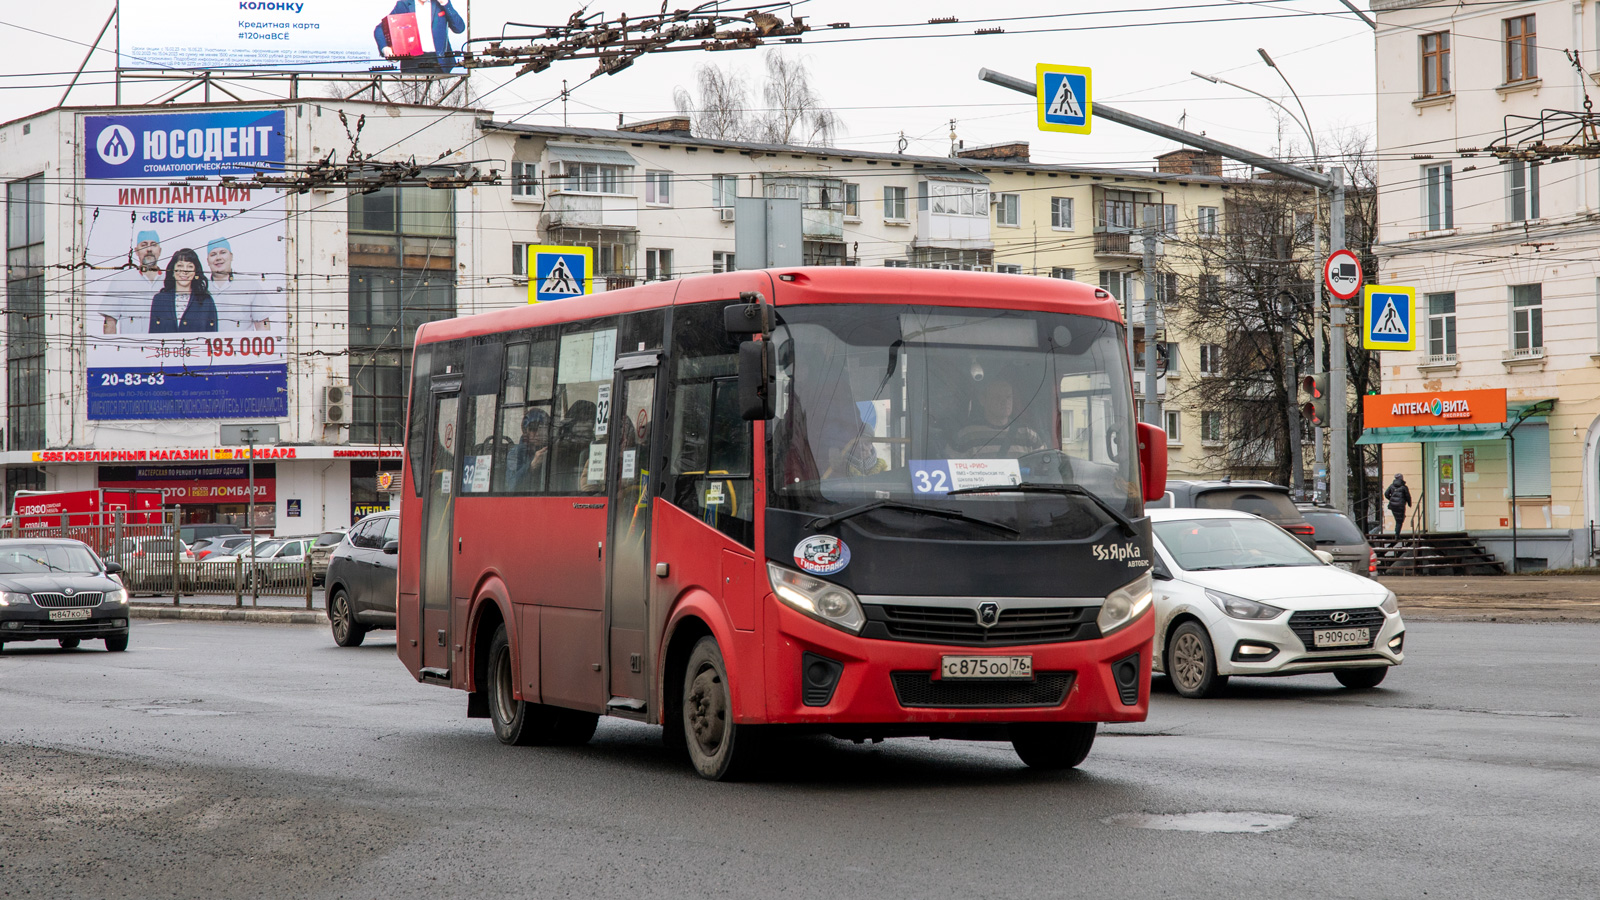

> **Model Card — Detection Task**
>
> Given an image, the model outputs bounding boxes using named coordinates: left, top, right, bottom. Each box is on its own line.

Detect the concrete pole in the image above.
left=1143, top=215, right=1161, bottom=427
left=1312, top=185, right=1326, bottom=502
left=1329, top=169, right=1349, bottom=515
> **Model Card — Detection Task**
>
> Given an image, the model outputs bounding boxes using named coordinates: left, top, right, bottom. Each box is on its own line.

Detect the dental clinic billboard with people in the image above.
left=83, top=109, right=289, bottom=421
left=118, top=1, right=470, bottom=74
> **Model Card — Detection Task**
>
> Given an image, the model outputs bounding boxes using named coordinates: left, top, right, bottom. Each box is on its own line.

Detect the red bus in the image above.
left=397, top=267, right=1166, bottom=779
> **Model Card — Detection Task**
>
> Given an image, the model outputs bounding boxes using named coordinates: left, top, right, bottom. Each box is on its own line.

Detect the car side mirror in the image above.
left=383, top=540, right=400, bottom=555
left=1313, top=549, right=1335, bottom=565
left=104, top=562, right=123, bottom=575
left=1136, top=422, right=1168, bottom=503
left=1152, top=559, right=1172, bottom=581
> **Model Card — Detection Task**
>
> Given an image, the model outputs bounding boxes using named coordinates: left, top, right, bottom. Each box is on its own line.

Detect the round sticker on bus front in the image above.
left=794, top=535, right=850, bottom=575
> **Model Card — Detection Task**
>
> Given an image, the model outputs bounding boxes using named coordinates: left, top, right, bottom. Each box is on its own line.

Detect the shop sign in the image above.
left=98, top=463, right=275, bottom=505
left=352, top=503, right=391, bottom=521
left=287, top=499, right=302, bottom=518
left=1462, top=448, right=1476, bottom=473
left=1363, top=388, right=1507, bottom=428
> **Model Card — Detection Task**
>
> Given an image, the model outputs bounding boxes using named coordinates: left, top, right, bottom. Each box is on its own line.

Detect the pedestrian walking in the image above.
left=1385, top=473, right=1413, bottom=538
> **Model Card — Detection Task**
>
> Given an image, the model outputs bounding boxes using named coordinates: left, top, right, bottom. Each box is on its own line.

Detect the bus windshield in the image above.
left=769, top=303, right=1139, bottom=540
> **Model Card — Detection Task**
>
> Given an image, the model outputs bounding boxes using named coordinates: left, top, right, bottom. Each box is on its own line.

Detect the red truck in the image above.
left=6, top=489, right=165, bottom=549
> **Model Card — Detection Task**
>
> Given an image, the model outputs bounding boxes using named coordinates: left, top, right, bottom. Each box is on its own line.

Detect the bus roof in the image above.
left=416, top=267, right=1124, bottom=346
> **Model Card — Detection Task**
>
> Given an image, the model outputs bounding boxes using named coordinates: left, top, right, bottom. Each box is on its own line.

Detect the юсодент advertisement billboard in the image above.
left=119, top=0, right=470, bottom=74
left=83, top=110, right=289, bottom=421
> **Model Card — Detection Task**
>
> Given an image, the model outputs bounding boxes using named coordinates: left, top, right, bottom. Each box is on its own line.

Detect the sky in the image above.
left=2, top=0, right=1379, bottom=172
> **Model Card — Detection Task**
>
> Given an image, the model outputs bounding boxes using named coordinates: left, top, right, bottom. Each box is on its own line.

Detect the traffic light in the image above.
left=1300, top=372, right=1330, bottom=427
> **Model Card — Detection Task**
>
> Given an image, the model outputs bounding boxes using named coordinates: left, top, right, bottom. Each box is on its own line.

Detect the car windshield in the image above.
left=1303, top=511, right=1367, bottom=545
left=253, top=540, right=284, bottom=557
left=316, top=532, right=344, bottom=546
left=768, top=304, right=1138, bottom=540
left=0, top=543, right=103, bottom=574
left=1154, top=517, right=1320, bottom=571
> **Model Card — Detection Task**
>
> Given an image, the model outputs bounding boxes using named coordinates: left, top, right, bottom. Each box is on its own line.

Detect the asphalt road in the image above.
left=2, top=620, right=1596, bottom=899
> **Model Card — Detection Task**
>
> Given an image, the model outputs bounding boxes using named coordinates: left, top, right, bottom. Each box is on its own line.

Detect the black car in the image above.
left=0, top=539, right=130, bottom=652
left=1297, top=503, right=1377, bottom=576
left=323, top=512, right=399, bottom=647
left=1152, top=479, right=1317, bottom=547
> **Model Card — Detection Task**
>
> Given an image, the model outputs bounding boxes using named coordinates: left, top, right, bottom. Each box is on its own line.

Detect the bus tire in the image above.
left=329, top=590, right=367, bottom=647
left=1167, top=620, right=1227, bottom=699
left=486, top=624, right=598, bottom=747
left=682, top=636, right=762, bottom=781
left=1011, top=722, right=1097, bottom=770
left=1334, top=667, right=1387, bottom=689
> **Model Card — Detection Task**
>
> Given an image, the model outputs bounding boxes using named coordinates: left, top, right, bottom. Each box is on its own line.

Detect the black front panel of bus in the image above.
left=764, top=508, right=1152, bottom=600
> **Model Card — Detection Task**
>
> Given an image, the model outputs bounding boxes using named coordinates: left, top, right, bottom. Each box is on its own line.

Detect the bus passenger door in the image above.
left=419, top=377, right=462, bottom=680
left=605, top=355, right=660, bottom=708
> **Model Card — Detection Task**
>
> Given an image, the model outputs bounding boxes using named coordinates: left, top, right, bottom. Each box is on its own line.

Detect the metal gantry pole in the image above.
left=246, top=429, right=259, bottom=604
left=1328, top=169, right=1350, bottom=515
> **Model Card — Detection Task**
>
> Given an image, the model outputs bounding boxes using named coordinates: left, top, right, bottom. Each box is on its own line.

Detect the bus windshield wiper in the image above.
left=806, top=500, right=1019, bottom=537
left=944, top=482, right=1139, bottom=537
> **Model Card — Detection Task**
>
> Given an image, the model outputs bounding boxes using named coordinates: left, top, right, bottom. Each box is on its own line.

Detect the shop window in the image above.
left=1512, top=423, right=1550, bottom=497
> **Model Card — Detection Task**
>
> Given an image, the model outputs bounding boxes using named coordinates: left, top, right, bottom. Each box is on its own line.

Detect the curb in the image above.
left=130, top=604, right=323, bottom=625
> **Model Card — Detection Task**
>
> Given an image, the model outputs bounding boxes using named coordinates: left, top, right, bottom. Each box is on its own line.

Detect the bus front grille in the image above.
left=890, top=671, right=1075, bottom=708
left=862, top=604, right=1097, bottom=647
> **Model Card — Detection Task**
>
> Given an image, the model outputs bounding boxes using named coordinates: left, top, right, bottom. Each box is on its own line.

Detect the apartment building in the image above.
left=1370, top=0, right=1600, bottom=566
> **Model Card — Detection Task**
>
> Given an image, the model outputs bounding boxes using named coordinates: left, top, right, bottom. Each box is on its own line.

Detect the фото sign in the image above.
left=98, top=463, right=276, bottom=504
left=118, top=1, right=471, bottom=74
left=1363, top=389, right=1508, bottom=428
left=82, top=110, right=289, bottom=421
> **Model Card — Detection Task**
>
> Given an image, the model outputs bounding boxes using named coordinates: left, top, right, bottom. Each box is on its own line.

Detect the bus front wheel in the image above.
left=486, top=624, right=597, bottom=747
left=682, top=636, right=763, bottom=781
left=1011, top=722, right=1097, bottom=770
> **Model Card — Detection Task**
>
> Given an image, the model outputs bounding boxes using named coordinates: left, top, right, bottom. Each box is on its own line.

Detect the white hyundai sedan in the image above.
left=1147, top=508, right=1405, bottom=698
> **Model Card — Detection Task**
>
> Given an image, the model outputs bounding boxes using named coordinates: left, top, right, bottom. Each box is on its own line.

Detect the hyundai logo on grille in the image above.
left=978, top=602, right=1000, bottom=627
left=1329, top=610, right=1350, bottom=624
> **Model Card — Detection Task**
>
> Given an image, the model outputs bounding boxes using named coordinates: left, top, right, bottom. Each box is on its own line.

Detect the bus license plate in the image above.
left=938, top=655, right=1033, bottom=681
left=48, top=608, right=91, bottom=622
left=1313, top=627, right=1369, bottom=648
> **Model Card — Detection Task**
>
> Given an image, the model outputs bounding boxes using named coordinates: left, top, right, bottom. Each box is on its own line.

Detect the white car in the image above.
left=1148, top=508, right=1405, bottom=698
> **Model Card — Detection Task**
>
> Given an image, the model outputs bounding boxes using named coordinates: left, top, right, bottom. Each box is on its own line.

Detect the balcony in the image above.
left=1094, top=231, right=1139, bottom=258
left=541, top=192, right=638, bottom=230
left=1418, top=353, right=1458, bottom=374
left=803, top=206, right=843, bottom=241
left=1502, top=346, right=1546, bottom=370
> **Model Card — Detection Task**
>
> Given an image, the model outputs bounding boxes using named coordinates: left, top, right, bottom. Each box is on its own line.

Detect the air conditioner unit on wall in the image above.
left=323, top=384, right=350, bottom=425
left=719, top=206, right=736, bottom=223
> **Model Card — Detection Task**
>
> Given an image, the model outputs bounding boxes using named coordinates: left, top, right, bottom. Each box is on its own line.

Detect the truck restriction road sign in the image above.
left=1324, top=248, right=1362, bottom=300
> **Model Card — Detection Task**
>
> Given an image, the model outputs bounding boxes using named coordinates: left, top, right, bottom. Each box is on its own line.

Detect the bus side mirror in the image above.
left=723, top=293, right=772, bottom=335
left=1137, top=422, right=1168, bottom=503
left=738, top=340, right=776, bottom=420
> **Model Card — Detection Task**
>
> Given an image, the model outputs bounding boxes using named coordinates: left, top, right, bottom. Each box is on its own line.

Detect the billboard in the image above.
left=83, top=110, right=290, bottom=421
left=118, top=0, right=470, bottom=74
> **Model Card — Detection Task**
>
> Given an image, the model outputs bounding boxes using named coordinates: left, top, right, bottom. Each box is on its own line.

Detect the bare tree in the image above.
left=674, top=51, right=840, bottom=145
left=324, top=75, right=475, bottom=108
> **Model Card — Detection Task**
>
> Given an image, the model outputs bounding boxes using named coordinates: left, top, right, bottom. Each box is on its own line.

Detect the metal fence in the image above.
left=4, top=512, right=315, bottom=607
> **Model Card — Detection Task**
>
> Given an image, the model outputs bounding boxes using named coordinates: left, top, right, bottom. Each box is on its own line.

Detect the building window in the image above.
left=1421, top=31, right=1451, bottom=97
left=843, top=182, right=860, bottom=219
left=1424, top=163, right=1453, bottom=231
left=5, top=175, right=44, bottom=452
left=1201, top=410, right=1223, bottom=444
left=1161, top=203, right=1178, bottom=234
left=1199, top=274, right=1222, bottom=311
left=1199, top=343, right=1222, bottom=375
left=1511, top=284, right=1543, bottom=351
left=1099, top=270, right=1136, bottom=301
left=1512, top=423, right=1551, bottom=497
left=645, top=170, right=673, bottom=206
left=512, top=242, right=530, bottom=278
left=1427, top=292, right=1456, bottom=358
left=1197, top=206, right=1218, bottom=235
left=996, top=263, right=1023, bottom=275
left=511, top=161, right=539, bottom=198
left=1164, top=409, right=1181, bottom=443
left=645, top=248, right=674, bottom=281
left=1504, top=15, right=1536, bottom=83
left=348, top=186, right=456, bottom=446
left=712, top=251, right=736, bottom=273
left=1050, top=197, right=1074, bottom=230
left=884, top=259, right=909, bottom=268
left=883, top=185, right=908, bottom=221
left=1508, top=160, right=1540, bottom=221
left=995, top=193, right=1021, bottom=227
left=1100, top=190, right=1138, bottom=229
left=1050, top=267, right=1075, bottom=280
left=555, top=162, right=626, bottom=194
left=928, top=181, right=989, bottom=218
left=712, top=174, right=738, bottom=208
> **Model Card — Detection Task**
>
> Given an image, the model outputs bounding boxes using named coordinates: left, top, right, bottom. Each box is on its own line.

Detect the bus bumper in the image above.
left=762, top=601, right=1153, bottom=727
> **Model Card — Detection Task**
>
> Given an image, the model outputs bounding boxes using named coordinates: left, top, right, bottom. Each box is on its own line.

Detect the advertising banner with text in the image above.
left=83, top=110, right=289, bottom=421
left=119, top=0, right=470, bottom=74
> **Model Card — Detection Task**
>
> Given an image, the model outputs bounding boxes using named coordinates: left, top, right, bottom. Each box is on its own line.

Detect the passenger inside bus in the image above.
left=779, top=347, right=887, bottom=485
left=551, top=399, right=599, bottom=493
left=503, top=407, right=551, bottom=493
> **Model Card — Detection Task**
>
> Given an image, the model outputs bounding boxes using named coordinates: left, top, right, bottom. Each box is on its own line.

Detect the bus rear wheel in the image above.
left=682, top=636, right=763, bottom=781
left=486, top=624, right=597, bottom=747
left=1011, top=722, right=1097, bottom=770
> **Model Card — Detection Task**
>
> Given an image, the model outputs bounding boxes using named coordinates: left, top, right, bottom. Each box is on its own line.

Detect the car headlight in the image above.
left=767, top=562, right=866, bottom=634
left=1380, top=590, right=1398, bottom=615
left=1097, top=573, right=1153, bottom=637
left=1205, top=588, right=1285, bottom=620
left=103, top=588, right=128, bottom=606
left=0, top=591, right=31, bottom=607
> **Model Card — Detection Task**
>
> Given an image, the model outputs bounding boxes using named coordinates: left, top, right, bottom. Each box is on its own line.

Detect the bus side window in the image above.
left=406, top=346, right=432, bottom=496
left=665, top=302, right=753, bottom=547
left=492, top=336, right=557, bottom=494
left=459, top=340, right=505, bottom=494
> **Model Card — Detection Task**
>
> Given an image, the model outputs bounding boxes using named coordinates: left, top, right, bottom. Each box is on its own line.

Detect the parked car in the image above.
left=1153, top=480, right=1316, bottom=547
left=1148, top=508, right=1404, bottom=698
left=324, top=512, right=399, bottom=647
left=239, top=537, right=318, bottom=589
left=191, top=534, right=256, bottom=561
left=1297, top=504, right=1377, bottom=576
left=308, top=529, right=348, bottom=586
left=0, top=539, right=130, bottom=652
left=179, top=524, right=242, bottom=545
left=109, top=536, right=194, bottom=594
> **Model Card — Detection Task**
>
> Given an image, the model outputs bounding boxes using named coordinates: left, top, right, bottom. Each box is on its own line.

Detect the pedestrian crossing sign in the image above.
left=1036, top=64, right=1092, bottom=134
left=529, top=245, right=594, bottom=303
left=1363, top=284, right=1416, bottom=351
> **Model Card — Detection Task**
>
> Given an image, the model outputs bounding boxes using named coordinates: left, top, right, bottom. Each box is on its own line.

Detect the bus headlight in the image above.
left=767, top=563, right=866, bottom=634
left=1097, top=573, right=1153, bottom=637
